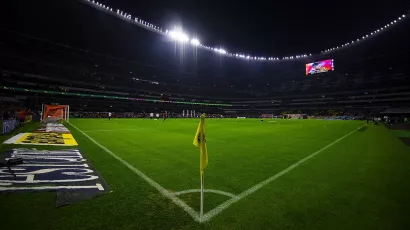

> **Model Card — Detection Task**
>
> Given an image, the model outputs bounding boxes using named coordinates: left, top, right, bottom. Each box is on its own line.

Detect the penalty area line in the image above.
left=68, top=122, right=201, bottom=222
left=201, top=124, right=365, bottom=222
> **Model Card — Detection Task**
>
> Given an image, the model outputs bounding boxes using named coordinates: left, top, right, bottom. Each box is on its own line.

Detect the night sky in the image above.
left=95, top=0, right=410, bottom=56
left=3, top=0, right=410, bottom=58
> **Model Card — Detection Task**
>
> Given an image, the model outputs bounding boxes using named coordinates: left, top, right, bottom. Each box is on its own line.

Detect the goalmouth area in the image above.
left=1, top=118, right=410, bottom=229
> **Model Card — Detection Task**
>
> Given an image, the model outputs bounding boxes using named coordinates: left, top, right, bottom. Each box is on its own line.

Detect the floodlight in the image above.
left=169, top=30, right=189, bottom=42
left=216, top=49, right=226, bottom=54
left=190, top=38, right=200, bottom=46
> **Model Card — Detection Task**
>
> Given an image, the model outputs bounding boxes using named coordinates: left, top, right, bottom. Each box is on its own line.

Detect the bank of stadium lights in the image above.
left=190, top=38, right=200, bottom=46
left=86, top=1, right=407, bottom=60
left=322, top=14, right=407, bottom=53
left=168, top=30, right=189, bottom=42
left=214, top=48, right=226, bottom=54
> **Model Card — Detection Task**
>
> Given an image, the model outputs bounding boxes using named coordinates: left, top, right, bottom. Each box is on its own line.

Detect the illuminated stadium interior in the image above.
left=1, top=1, right=410, bottom=229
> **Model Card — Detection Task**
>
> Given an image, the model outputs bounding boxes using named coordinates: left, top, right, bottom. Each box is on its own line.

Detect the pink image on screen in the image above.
left=306, top=59, right=334, bottom=75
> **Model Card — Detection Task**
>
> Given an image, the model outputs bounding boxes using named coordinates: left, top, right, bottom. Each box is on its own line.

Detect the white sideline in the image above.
left=201, top=124, right=365, bottom=222
left=83, top=128, right=145, bottom=132
left=172, top=189, right=237, bottom=198
left=68, top=122, right=201, bottom=222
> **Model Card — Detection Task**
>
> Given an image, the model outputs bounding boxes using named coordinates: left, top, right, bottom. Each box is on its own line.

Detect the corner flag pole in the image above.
left=193, top=113, right=208, bottom=221
left=200, top=171, right=204, bottom=220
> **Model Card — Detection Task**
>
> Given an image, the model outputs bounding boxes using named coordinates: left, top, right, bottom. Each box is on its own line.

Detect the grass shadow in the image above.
left=358, top=126, right=368, bottom=132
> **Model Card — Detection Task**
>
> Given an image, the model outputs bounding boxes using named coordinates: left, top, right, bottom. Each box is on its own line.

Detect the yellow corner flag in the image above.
left=193, top=113, right=208, bottom=176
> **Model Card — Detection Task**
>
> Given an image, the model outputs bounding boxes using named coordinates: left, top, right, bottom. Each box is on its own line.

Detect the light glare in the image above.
left=191, top=38, right=200, bottom=46
left=169, top=30, right=189, bottom=42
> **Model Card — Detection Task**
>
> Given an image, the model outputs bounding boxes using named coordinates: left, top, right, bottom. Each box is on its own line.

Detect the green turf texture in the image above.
left=391, top=130, right=410, bottom=138
left=1, top=119, right=410, bottom=229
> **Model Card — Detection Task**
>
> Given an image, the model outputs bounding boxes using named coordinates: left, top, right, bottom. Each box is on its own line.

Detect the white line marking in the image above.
left=83, top=129, right=145, bottom=133
left=201, top=125, right=364, bottom=222
left=172, top=189, right=237, bottom=198
left=68, top=122, right=200, bottom=222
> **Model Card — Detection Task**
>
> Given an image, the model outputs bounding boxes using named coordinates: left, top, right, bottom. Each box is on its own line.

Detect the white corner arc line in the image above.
left=68, top=122, right=200, bottom=222
left=201, top=125, right=365, bottom=222
left=172, top=189, right=237, bottom=198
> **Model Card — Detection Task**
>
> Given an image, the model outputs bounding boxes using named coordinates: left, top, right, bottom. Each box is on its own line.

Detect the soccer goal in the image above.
left=42, top=104, right=70, bottom=123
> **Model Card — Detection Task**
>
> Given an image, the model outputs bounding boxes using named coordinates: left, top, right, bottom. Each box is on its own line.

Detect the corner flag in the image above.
left=193, top=113, right=208, bottom=220
left=193, top=113, right=208, bottom=177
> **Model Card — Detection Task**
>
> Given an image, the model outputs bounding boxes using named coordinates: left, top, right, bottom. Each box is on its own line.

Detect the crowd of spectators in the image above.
left=70, top=111, right=226, bottom=119
left=1, top=102, right=20, bottom=120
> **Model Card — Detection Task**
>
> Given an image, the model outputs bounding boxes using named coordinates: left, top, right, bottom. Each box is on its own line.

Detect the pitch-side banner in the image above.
left=0, top=148, right=109, bottom=206
left=2, top=119, right=17, bottom=134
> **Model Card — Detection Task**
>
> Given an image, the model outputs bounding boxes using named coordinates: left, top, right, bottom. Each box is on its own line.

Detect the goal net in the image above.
left=42, top=105, right=70, bottom=123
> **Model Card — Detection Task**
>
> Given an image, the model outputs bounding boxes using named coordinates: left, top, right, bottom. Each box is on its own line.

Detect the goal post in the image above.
left=42, top=105, right=70, bottom=123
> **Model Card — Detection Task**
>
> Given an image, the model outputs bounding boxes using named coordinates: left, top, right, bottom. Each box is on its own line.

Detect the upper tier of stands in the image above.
left=1, top=0, right=409, bottom=113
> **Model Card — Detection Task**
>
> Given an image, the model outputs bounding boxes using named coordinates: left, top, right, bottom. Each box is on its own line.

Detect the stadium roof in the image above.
left=4, top=0, right=410, bottom=62
left=80, top=0, right=410, bottom=61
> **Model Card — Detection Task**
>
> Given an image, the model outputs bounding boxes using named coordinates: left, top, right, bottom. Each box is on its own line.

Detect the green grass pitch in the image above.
left=1, top=118, right=410, bottom=229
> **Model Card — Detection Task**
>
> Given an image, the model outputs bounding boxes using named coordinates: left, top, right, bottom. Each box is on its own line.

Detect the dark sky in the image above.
left=97, top=0, right=410, bottom=56
left=3, top=0, right=410, bottom=58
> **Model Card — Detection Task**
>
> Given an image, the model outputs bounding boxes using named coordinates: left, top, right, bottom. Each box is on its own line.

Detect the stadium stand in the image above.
left=1, top=0, right=409, bottom=119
